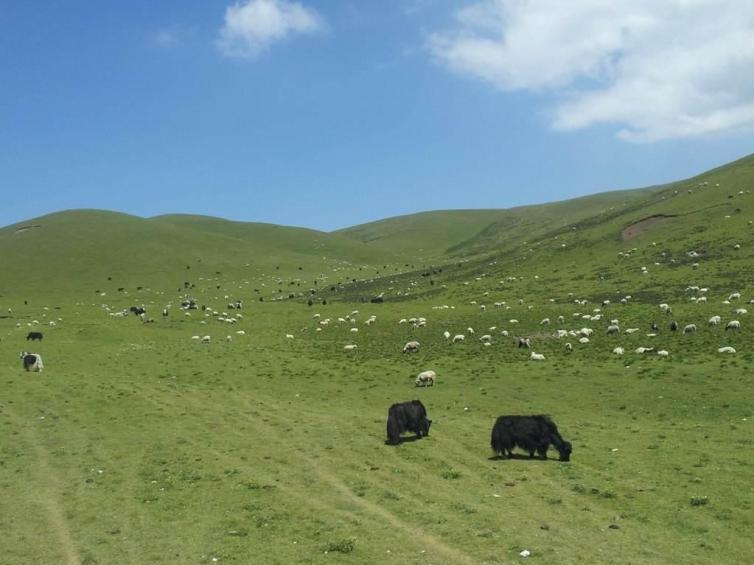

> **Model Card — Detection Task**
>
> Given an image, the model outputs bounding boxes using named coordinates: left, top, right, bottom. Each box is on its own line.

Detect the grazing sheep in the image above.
left=564, top=342, right=573, bottom=353
left=729, top=292, right=741, bottom=301
left=635, top=347, right=654, bottom=354
left=467, top=327, right=475, bottom=335
left=735, top=308, right=748, bottom=315
left=479, top=334, right=492, bottom=343
left=578, top=337, right=589, bottom=344
left=415, top=370, right=436, bottom=387
left=657, top=350, right=669, bottom=357
left=529, top=352, right=545, bottom=361
left=708, top=316, right=721, bottom=326
left=452, top=334, right=465, bottom=343
left=517, top=337, right=531, bottom=348
left=443, top=330, right=451, bottom=340
left=612, top=347, right=624, bottom=355
left=607, top=325, right=620, bottom=335
left=717, top=346, right=736, bottom=354
left=670, top=320, right=679, bottom=331
left=343, top=344, right=358, bottom=352
left=286, top=334, right=294, bottom=339
left=402, top=341, right=420, bottom=353
left=725, top=320, right=741, bottom=330
left=683, top=324, right=697, bottom=334
left=540, top=318, right=550, bottom=325
left=201, top=335, right=211, bottom=343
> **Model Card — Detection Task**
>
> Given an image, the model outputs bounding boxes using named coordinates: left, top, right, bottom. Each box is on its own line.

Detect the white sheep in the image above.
left=443, top=330, right=451, bottom=340
left=479, top=334, right=492, bottom=343
left=343, top=344, right=358, bottom=352
left=683, top=324, right=697, bottom=334
left=635, top=347, right=654, bottom=354
left=725, top=320, right=741, bottom=330
left=613, top=347, right=625, bottom=355
left=717, top=346, right=736, bottom=354
left=578, top=337, right=590, bottom=344
left=708, top=316, right=721, bottom=326
left=201, top=335, right=211, bottom=343
left=529, top=352, right=545, bottom=361
left=402, top=341, right=420, bottom=353
left=657, top=350, right=669, bottom=357
left=452, top=334, right=465, bottom=343
left=415, top=370, right=436, bottom=387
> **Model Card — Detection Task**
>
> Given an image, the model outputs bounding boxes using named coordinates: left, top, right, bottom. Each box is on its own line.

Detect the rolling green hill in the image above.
left=0, top=210, right=404, bottom=299
left=336, top=188, right=662, bottom=260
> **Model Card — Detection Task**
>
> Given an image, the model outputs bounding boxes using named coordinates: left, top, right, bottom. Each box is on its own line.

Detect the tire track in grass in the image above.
left=194, top=392, right=479, bottom=564
left=6, top=406, right=81, bottom=565
left=138, top=388, right=478, bottom=563
left=310, top=462, right=477, bottom=565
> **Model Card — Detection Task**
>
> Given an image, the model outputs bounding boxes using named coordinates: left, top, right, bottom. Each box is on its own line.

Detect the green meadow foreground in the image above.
left=1, top=155, right=754, bottom=563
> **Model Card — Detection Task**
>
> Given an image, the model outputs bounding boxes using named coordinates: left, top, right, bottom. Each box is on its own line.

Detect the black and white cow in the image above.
left=20, top=352, right=44, bottom=372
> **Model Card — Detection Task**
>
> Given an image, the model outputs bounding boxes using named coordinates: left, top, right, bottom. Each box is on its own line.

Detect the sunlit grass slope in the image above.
left=0, top=210, right=404, bottom=300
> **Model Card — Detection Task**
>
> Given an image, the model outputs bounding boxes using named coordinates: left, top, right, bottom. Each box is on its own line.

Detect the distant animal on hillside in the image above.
left=386, top=400, right=432, bottom=445
left=518, top=337, right=531, bottom=349
left=415, top=370, right=436, bottom=387
left=402, top=341, right=420, bottom=353
left=491, top=415, right=571, bottom=461
left=130, top=306, right=146, bottom=316
left=670, top=320, right=678, bottom=331
left=20, top=352, right=44, bottom=372
left=26, top=332, right=43, bottom=341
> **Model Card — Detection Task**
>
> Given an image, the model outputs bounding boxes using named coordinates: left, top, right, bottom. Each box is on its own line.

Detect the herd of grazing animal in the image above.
left=386, top=399, right=573, bottom=462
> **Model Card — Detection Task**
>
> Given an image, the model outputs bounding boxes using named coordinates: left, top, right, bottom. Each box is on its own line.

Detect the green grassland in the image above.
left=1, top=155, right=753, bottom=564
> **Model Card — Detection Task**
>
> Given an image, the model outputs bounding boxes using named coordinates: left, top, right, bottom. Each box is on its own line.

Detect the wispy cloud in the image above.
left=217, top=0, right=325, bottom=59
left=152, top=27, right=182, bottom=48
left=428, top=1, right=754, bottom=142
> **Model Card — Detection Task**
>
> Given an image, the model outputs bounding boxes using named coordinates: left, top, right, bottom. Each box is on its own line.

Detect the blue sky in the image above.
left=2, top=0, right=753, bottom=231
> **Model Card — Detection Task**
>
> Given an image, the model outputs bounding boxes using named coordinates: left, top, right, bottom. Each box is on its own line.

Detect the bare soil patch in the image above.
left=621, top=215, right=676, bottom=241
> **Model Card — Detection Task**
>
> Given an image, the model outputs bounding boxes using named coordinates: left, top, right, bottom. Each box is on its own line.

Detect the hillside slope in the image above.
left=336, top=188, right=661, bottom=260
left=333, top=153, right=754, bottom=304
left=0, top=210, right=403, bottom=298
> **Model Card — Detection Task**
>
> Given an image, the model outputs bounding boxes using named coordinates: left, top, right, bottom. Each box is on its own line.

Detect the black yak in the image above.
left=26, top=331, right=43, bottom=341
left=386, top=400, right=432, bottom=445
left=491, top=415, right=572, bottom=461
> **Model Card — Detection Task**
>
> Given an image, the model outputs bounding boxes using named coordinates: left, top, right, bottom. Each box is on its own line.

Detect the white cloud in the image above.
left=153, top=28, right=181, bottom=48
left=428, top=1, right=754, bottom=141
left=217, top=0, right=325, bottom=58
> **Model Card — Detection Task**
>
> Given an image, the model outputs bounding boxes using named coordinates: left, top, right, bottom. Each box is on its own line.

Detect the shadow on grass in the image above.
left=384, top=434, right=426, bottom=446
left=488, top=453, right=559, bottom=462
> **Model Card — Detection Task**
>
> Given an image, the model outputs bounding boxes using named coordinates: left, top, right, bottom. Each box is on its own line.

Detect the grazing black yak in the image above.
left=26, top=331, right=43, bottom=341
left=386, top=400, right=432, bottom=445
left=491, top=415, right=572, bottom=461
